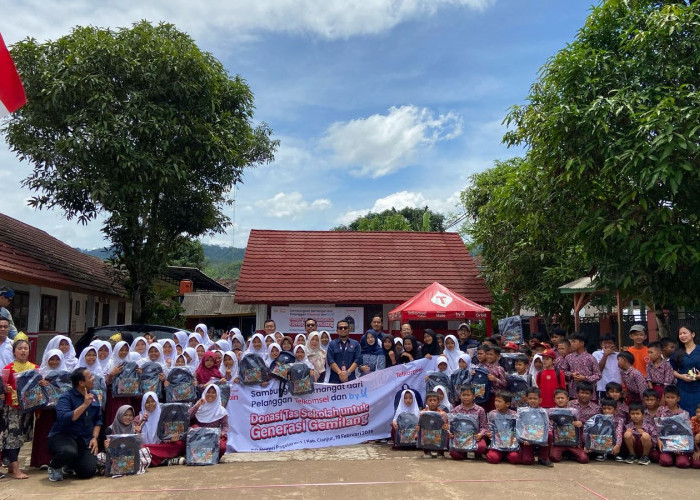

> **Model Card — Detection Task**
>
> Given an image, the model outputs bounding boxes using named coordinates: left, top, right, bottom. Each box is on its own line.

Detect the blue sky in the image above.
left=0, top=0, right=595, bottom=249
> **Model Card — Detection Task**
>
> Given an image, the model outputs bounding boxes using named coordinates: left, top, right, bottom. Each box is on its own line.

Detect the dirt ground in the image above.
left=1, top=442, right=697, bottom=500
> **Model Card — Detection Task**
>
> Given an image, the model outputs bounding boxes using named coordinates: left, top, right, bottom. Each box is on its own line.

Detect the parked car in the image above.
left=74, top=324, right=188, bottom=355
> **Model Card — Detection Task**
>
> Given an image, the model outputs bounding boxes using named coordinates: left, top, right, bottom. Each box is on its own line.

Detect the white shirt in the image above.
left=0, top=337, right=14, bottom=367
left=592, top=349, right=621, bottom=392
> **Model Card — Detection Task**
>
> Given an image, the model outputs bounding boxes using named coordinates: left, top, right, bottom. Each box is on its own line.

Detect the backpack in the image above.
left=157, top=403, right=190, bottom=442
left=186, top=427, right=221, bottom=466
left=217, top=382, right=231, bottom=407
left=500, top=353, right=518, bottom=374
left=506, top=374, right=530, bottom=408
left=140, top=362, right=164, bottom=396
left=515, top=407, right=549, bottom=446
left=105, top=434, right=142, bottom=476
left=289, top=363, right=314, bottom=396
left=112, top=362, right=141, bottom=397
left=656, top=415, right=694, bottom=453
left=393, top=384, right=423, bottom=412
left=42, top=370, right=72, bottom=408
left=239, top=354, right=271, bottom=386
left=16, top=370, right=47, bottom=413
left=360, top=354, right=385, bottom=376
left=471, top=366, right=492, bottom=406
left=92, top=375, right=107, bottom=409
left=418, top=411, right=449, bottom=451
left=425, top=371, right=453, bottom=402
left=549, top=408, right=580, bottom=447
left=450, top=369, right=472, bottom=398
left=166, top=368, right=197, bottom=403
left=536, top=367, right=564, bottom=390
left=449, top=414, right=479, bottom=452
left=583, top=414, right=614, bottom=453
left=394, top=412, right=419, bottom=448
left=269, top=352, right=296, bottom=381
left=489, top=413, right=519, bottom=452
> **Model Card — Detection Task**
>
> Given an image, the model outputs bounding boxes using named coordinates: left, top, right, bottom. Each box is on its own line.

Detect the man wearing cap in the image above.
left=457, top=323, right=479, bottom=351
left=0, top=287, right=18, bottom=340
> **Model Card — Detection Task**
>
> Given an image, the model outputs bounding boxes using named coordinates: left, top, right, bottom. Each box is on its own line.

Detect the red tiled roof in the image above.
left=235, top=230, right=492, bottom=305
left=0, top=213, right=125, bottom=297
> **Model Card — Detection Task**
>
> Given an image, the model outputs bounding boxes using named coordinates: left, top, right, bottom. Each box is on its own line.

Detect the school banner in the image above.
left=271, top=305, right=364, bottom=335
left=227, top=358, right=434, bottom=452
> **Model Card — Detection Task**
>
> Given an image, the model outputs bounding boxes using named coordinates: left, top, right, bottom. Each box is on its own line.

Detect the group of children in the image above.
left=390, top=326, right=700, bottom=469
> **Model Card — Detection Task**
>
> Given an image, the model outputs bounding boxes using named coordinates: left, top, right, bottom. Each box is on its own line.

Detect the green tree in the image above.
left=4, top=22, right=278, bottom=322
left=504, top=0, right=700, bottom=336
left=169, top=240, right=207, bottom=269
left=334, top=207, right=446, bottom=231
left=460, top=157, right=587, bottom=329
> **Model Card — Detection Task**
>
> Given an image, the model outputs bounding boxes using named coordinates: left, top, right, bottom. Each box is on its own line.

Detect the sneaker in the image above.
left=538, top=459, right=554, bottom=468
left=177, top=457, right=186, bottom=465
left=594, top=454, right=606, bottom=462
left=624, top=455, right=638, bottom=464
left=48, top=467, right=63, bottom=482
left=638, top=456, right=650, bottom=466
left=429, top=451, right=439, bottom=458
left=0, top=472, right=5, bottom=479
left=61, top=466, right=75, bottom=476
left=614, top=455, right=625, bottom=462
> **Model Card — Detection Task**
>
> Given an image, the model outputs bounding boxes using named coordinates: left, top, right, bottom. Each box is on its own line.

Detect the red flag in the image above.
left=0, top=33, right=27, bottom=117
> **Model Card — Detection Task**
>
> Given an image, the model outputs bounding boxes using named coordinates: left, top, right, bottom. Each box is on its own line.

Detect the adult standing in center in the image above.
left=326, top=320, right=361, bottom=384
left=670, top=325, right=700, bottom=414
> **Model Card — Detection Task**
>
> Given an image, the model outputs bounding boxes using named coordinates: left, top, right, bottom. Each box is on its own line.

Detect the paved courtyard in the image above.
left=1, top=442, right=697, bottom=500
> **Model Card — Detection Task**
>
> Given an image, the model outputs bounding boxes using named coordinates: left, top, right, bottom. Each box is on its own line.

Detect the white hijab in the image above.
left=294, top=334, right=307, bottom=346
left=434, top=385, right=452, bottom=411
left=220, top=351, right=239, bottom=382
left=393, top=389, right=420, bottom=421
left=139, top=392, right=161, bottom=445
left=194, top=323, right=210, bottom=346
left=108, top=340, right=130, bottom=371
left=458, top=352, right=472, bottom=374
left=96, top=341, right=112, bottom=374
left=244, top=333, right=268, bottom=358
left=173, top=330, right=189, bottom=347
left=319, top=331, right=331, bottom=351
left=145, top=342, right=166, bottom=369
left=183, top=347, right=199, bottom=373
left=305, top=332, right=326, bottom=374
left=45, top=335, right=77, bottom=371
left=173, top=354, right=191, bottom=373
left=216, top=339, right=231, bottom=352
left=442, top=335, right=463, bottom=375
left=231, top=331, right=245, bottom=350
left=78, top=346, right=104, bottom=377
left=39, top=348, right=67, bottom=375
left=195, top=384, right=228, bottom=423
left=188, top=332, right=203, bottom=348
left=130, top=337, right=149, bottom=359
left=529, top=354, right=543, bottom=387
left=294, top=345, right=314, bottom=370
left=159, top=339, right=177, bottom=363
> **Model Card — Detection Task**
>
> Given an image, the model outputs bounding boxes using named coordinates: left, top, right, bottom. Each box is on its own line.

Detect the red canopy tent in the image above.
left=388, top=282, right=492, bottom=337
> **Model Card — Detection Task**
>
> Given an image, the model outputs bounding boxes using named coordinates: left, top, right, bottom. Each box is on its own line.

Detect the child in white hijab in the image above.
left=45, top=335, right=78, bottom=371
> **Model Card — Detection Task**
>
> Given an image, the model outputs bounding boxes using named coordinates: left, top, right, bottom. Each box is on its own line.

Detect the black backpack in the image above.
left=506, top=374, right=530, bottom=408
left=549, top=408, right=580, bottom=447
left=471, top=366, right=492, bottom=405
left=425, top=371, right=453, bottom=401
left=450, top=369, right=472, bottom=400
left=393, top=384, right=423, bottom=412
left=157, top=403, right=189, bottom=442
left=16, top=370, right=47, bottom=413
left=105, top=434, right=142, bottom=476
left=140, top=362, right=164, bottom=396
left=584, top=414, right=615, bottom=453
left=515, top=407, right=549, bottom=446
left=449, top=414, right=479, bottom=452
left=165, top=367, right=196, bottom=403
left=394, top=412, right=419, bottom=448
left=536, top=367, right=564, bottom=389
left=489, top=413, right=519, bottom=452
left=269, top=351, right=296, bottom=381
left=289, top=363, right=314, bottom=396
left=112, top=362, right=141, bottom=397
left=186, top=427, right=221, bottom=466
left=239, top=354, right=271, bottom=386
left=418, top=411, right=449, bottom=451
left=42, top=369, right=72, bottom=408
left=656, top=415, right=694, bottom=453
left=93, top=374, right=107, bottom=409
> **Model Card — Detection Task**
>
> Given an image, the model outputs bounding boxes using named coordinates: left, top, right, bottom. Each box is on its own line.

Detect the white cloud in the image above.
left=257, top=191, right=331, bottom=219
left=321, top=105, right=462, bottom=178
left=1, top=0, right=495, bottom=45
left=336, top=189, right=461, bottom=225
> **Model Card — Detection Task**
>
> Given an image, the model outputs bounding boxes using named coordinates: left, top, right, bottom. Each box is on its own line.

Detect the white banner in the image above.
left=226, top=358, right=433, bottom=452
left=271, top=305, right=364, bottom=335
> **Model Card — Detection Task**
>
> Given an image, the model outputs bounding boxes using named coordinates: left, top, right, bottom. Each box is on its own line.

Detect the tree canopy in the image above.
left=502, top=0, right=700, bottom=333
left=334, top=206, right=446, bottom=232
left=4, top=21, right=278, bottom=321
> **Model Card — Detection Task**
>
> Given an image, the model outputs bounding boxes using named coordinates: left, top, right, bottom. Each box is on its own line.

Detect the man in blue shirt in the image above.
left=326, top=319, right=362, bottom=384
left=457, top=323, right=479, bottom=351
left=0, top=287, right=18, bottom=339
left=47, top=368, right=103, bottom=481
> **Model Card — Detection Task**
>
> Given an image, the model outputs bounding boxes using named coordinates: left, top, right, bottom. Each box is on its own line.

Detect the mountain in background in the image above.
left=76, top=244, right=246, bottom=279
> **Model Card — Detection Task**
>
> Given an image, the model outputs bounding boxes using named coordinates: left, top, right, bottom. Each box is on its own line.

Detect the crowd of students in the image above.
left=1, top=314, right=699, bottom=482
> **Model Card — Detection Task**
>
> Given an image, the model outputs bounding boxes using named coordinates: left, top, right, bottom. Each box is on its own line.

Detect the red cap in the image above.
left=541, top=348, right=557, bottom=359
left=503, top=342, right=519, bottom=351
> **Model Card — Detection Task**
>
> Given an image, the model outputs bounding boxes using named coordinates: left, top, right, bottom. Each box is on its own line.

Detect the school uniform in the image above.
left=619, top=366, right=646, bottom=404
left=645, top=359, right=674, bottom=400
left=548, top=407, right=588, bottom=464
left=448, top=403, right=488, bottom=459
left=486, top=409, right=520, bottom=465
left=519, top=407, right=552, bottom=465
